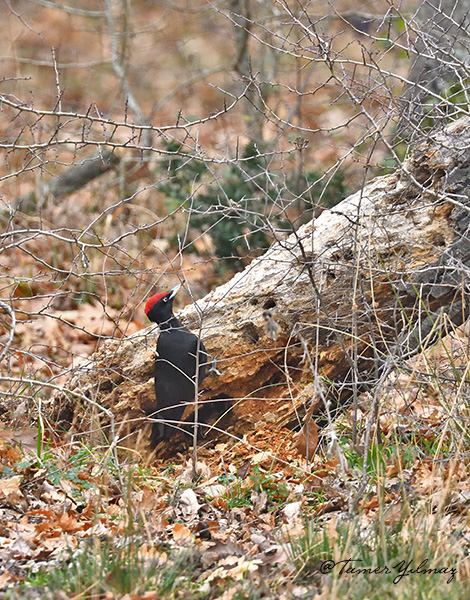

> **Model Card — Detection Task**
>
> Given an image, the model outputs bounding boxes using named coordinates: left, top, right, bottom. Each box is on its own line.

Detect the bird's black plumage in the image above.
left=145, top=284, right=207, bottom=441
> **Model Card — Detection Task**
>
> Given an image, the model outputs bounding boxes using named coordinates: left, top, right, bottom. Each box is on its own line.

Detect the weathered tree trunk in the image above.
left=49, top=149, right=120, bottom=199
left=51, top=118, right=470, bottom=451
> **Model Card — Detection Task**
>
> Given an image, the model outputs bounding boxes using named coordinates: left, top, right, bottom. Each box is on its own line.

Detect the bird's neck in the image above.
left=159, top=315, right=184, bottom=331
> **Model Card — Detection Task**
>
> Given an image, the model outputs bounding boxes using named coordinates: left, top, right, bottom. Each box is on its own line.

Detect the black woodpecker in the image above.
left=145, top=284, right=207, bottom=441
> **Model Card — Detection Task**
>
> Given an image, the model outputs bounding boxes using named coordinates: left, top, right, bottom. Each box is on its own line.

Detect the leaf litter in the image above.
left=2, top=327, right=470, bottom=597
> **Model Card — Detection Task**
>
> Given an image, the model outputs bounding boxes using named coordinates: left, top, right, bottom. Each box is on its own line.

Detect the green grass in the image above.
left=11, top=537, right=200, bottom=600
left=283, top=514, right=466, bottom=599
left=219, top=465, right=291, bottom=510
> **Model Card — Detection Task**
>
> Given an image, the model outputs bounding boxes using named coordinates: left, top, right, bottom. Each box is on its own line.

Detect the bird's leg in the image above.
left=149, top=421, right=165, bottom=444
left=147, top=410, right=166, bottom=444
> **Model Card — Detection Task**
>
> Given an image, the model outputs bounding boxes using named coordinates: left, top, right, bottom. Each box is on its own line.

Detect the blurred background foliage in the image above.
left=157, top=139, right=347, bottom=272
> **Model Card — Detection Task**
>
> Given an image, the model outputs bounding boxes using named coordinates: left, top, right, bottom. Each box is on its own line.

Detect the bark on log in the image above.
left=12, top=149, right=120, bottom=213
left=51, top=118, right=470, bottom=451
left=50, top=149, right=119, bottom=199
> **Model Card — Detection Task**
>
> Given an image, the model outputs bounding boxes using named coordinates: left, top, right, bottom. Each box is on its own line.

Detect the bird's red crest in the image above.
left=145, top=292, right=169, bottom=316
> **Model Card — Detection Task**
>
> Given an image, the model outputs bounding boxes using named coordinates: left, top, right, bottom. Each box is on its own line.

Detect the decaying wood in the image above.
left=12, top=149, right=120, bottom=213
left=51, top=118, right=470, bottom=450
left=50, top=149, right=120, bottom=199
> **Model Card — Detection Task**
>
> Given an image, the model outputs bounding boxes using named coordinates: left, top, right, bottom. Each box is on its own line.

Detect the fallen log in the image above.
left=50, top=118, right=470, bottom=451
left=49, top=148, right=120, bottom=199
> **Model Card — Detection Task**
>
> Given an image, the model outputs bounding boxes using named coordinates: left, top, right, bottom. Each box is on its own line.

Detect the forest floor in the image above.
left=1, top=320, right=470, bottom=599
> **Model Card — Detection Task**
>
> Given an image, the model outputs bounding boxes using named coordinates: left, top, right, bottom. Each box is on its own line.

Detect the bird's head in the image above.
left=145, top=283, right=182, bottom=324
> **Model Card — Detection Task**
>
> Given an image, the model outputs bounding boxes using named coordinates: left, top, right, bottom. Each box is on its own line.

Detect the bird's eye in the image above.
left=163, top=297, right=168, bottom=302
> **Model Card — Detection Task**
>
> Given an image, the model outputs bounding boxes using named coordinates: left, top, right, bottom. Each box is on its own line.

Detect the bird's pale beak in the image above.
left=168, top=283, right=183, bottom=299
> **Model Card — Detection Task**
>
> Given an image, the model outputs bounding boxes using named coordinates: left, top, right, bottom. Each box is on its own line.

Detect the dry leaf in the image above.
left=178, top=488, right=200, bottom=521
left=283, top=501, right=302, bottom=521
left=57, top=512, right=83, bottom=533
left=141, top=592, right=160, bottom=600
left=40, top=535, right=71, bottom=554
left=384, top=501, right=404, bottom=526
left=0, top=475, right=22, bottom=505
left=0, top=440, right=20, bottom=467
left=362, top=495, right=379, bottom=510
left=207, top=556, right=260, bottom=582
left=202, top=483, right=227, bottom=499
left=0, top=427, right=38, bottom=454
left=0, top=570, right=12, bottom=588
left=10, top=536, right=35, bottom=559
left=172, top=522, right=193, bottom=542
left=415, top=462, right=444, bottom=494
left=179, top=461, right=211, bottom=483
left=385, top=464, right=398, bottom=478
left=211, top=497, right=228, bottom=510
left=252, top=452, right=271, bottom=465
left=294, top=418, right=319, bottom=460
